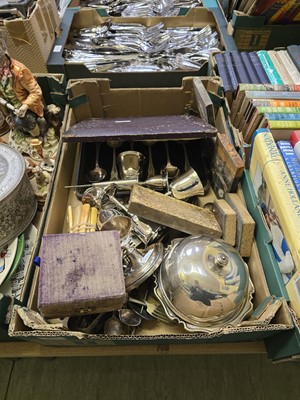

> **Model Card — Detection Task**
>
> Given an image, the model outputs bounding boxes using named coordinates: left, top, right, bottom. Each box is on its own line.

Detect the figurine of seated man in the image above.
left=0, top=40, right=47, bottom=140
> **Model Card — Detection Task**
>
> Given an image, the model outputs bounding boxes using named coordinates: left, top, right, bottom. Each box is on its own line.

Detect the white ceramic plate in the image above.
left=0, top=237, right=18, bottom=286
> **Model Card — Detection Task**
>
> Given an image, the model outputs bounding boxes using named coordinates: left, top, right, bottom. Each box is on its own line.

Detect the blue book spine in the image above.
left=223, top=52, right=239, bottom=91
left=257, top=50, right=284, bottom=85
left=277, top=140, right=300, bottom=198
left=246, top=91, right=300, bottom=99
left=248, top=51, right=270, bottom=84
left=215, top=53, right=233, bottom=92
left=240, top=52, right=261, bottom=84
left=231, top=51, right=251, bottom=83
left=265, top=113, right=300, bottom=121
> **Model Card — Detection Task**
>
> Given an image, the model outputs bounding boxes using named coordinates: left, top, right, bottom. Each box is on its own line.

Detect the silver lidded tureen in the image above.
left=154, top=235, right=254, bottom=333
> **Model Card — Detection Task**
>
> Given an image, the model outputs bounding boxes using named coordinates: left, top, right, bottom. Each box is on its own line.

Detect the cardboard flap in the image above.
left=71, top=7, right=217, bottom=28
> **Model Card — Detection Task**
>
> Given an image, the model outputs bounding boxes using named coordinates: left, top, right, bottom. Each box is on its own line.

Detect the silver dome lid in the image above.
left=155, top=235, right=254, bottom=332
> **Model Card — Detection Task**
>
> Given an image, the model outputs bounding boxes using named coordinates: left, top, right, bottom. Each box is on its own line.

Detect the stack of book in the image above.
left=228, top=0, right=300, bottom=24
left=215, top=47, right=300, bottom=106
left=230, top=83, right=300, bottom=143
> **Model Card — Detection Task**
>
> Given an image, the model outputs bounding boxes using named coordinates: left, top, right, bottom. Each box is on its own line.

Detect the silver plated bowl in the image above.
left=154, top=235, right=254, bottom=332
left=0, top=143, right=37, bottom=247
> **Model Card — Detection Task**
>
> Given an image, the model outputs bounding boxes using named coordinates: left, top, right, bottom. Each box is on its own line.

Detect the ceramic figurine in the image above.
left=0, top=35, right=62, bottom=160
left=0, top=36, right=47, bottom=142
left=32, top=167, right=52, bottom=204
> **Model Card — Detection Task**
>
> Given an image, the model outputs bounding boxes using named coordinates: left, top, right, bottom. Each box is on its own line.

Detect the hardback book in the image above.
left=243, top=0, right=258, bottom=14
left=192, top=77, right=215, bottom=126
left=264, top=113, right=300, bottom=121
left=252, top=99, right=300, bottom=107
left=242, top=104, right=265, bottom=143
left=223, top=51, right=239, bottom=92
left=237, top=0, right=252, bottom=13
left=239, top=108, right=297, bottom=143
left=243, top=109, right=300, bottom=143
left=269, top=0, right=300, bottom=24
left=258, top=119, right=300, bottom=141
left=235, top=90, right=300, bottom=128
left=231, top=83, right=300, bottom=126
left=256, top=106, right=300, bottom=114
left=230, top=51, right=251, bottom=83
left=268, top=119, right=300, bottom=129
left=276, top=50, right=300, bottom=85
left=267, top=50, right=294, bottom=85
left=249, top=0, right=299, bottom=23
left=287, top=45, right=300, bottom=72
left=215, top=52, right=233, bottom=99
left=277, top=140, right=300, bottom=198
left=257, top=51, right=284, bottom=84
left=249, top=128, right=300, bottom=317
left=240, top=52, right=261, bottom=84
left=248, top=52, right=270, bottom=84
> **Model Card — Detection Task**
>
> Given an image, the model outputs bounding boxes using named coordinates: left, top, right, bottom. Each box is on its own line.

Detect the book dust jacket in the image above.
left=250, top=129, right=300, bottom=318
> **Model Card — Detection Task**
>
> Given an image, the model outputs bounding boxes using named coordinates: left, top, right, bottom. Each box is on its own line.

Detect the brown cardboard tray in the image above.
left=8, top=77, right=293, bottom=346
left=47, top=7, right=223, bottom=87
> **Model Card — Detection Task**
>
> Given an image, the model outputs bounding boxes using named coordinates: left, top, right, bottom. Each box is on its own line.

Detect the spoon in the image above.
left=143, top=140, right=156, bottom=178
left=118, top=308, right=142, bottom=327
left=86, top=142, right=107, bottom=183
left=104, top=313, right=125, bottom=335
left=107, top=140, right=122, bottom=180
left=162, top=142, right=180, bottom=180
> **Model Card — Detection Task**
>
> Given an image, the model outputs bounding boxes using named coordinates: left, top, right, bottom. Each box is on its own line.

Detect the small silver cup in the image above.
left=117, top=151, right=145, bottom=180
left=97, top=208, right=132, bottom=239
left=169, top=168, right=204, bottom=200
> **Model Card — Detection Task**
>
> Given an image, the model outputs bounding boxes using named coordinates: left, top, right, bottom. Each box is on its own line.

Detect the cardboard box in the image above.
left=242, top=170, right=300, bottom=362
left=228, top=11, right=300, bottom=52
left=8, top=78, right=293, bottom=350
left=2, top=0, right=60, bottom=73
left=265, top=319, right=300, bottom=362
left=47, top=7, right=227, bottom=86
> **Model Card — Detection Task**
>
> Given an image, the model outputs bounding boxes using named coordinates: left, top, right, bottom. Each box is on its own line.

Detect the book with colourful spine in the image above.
left=253, top=99, right=300, bottom=108
left=249, top=128, right=300, bottom=317
left=248, top=52, right=271, bottom=83
left=233, top=90, right=300, bottom=131
left=256, top=106, right=300, bottom=114
left=268, top=120, right=300, bottom=129
left=246, top=91, right=300, bottom=99
left=277, top=140, right=300, bottom=198
left=269, top=0, right=300, bottom=23
left=231, top=83, right=297, bottom=124
left=264, top=113, right=300, bottom=121
left=257, top=51, right=284, bottom=84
